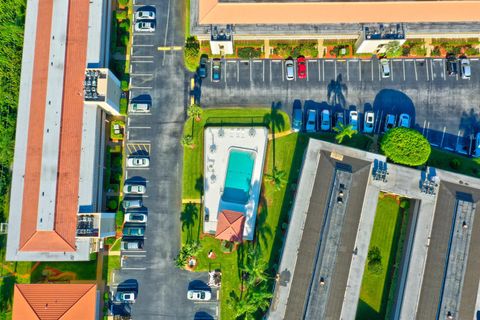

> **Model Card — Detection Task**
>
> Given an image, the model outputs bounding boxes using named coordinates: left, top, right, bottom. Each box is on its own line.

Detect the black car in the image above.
left=446, top=53, right=458, bottom=76
left=198, top=56, right=207, bottom=78
left=212, top=58, right=221, bottom=82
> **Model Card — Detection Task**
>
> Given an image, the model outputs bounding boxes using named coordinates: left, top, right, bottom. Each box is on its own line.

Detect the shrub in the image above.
left=400, top=199, right=410, bottom=209
left=111, top=172, right=122, bottom=183
left=465, top=46, right=479, bottom=56
left=115, top=10, right=127, bottom=21
left=111, top=155, right=122, bottom=168
left=292, top=42, right=318, bottom=58
left=121, top=80, right=129, bottom=91
left=274, top=43, right=292, bottom=58
left=431, top=46, right=441, bottom=56
left=184, top=36, right=200, bottom=72
left=385, top=41, right=402, bottom=58
left=118, top=0, right=129, bottom=8
left=449, top=158, right=461, bottom=169
left=380, top=127, right=431, bottom=166
left=119, top=19, right=130, bottom=32
left=410, top=45, right=427, bottom=56
left=119, top=98, right=128, bottom=114
left=237, top=47, right=261, bottom=59
left=120, top=33, right=129, bottom=47
left=107, top=199, right=118, bottom=210
left=367, top=246, right=383, bottom=274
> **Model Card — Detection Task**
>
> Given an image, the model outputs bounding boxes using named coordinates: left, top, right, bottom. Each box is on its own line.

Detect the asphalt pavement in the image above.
left=197, top=57, right=480, bottom=155
left=115, top=0, right=218, bottom=319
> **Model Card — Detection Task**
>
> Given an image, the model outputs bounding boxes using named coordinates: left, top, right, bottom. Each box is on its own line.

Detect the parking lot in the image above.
left=198, top=57, right=480, bottom=155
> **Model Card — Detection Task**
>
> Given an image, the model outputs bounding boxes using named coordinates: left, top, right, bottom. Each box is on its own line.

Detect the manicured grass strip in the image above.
left=31, top=261, right=97, bottom=283
left=427, top=148, right=480, bottom=179
left=356, top=195, right=405, bottom=320
left=182, top=108, right=291, bottom=200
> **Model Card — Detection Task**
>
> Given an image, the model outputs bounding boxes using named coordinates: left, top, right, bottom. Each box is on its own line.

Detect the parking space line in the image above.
left=334, top=60, right=337, bottom=79
left=162, top=0, right=171, bottom=66
left=269, top=60, right=272, bottom=82
left=346, top=60, right=349, bottom=81
left=282, top=61, right=284, bottom=81
left=422, top=120, right=427, bottom=135
left=414, top=61, right=418, bottom=81
left=224, top=60, right=227, bottom=83
left=391, top=60, right=394, bottom=81
left=263, top=60, right=265, bottom=82
left=402, top=59, right=406, bottom=81
left=443, top=59, right=447, bottom=80
left=440, top=126, right=446, bottom=147
left=131, top=73, right=153, bottom=77
left=430, top=59, right=434, bottom=80
left=426, top=122, right=430, bottom=139
left=133, top=44, right=154, bottom=47
left=426, top=60, right=429, bottom=81
left=322, top=59, right=325, bottom=81
left=237, top=61, right=240, bottom=82
left=133, top=55, right=154, bottom=59
left=130, top=86, right=153, bottom=89
left=371, top=61, right=374, bottom=81
left=210, top=62, right=213, bottom=82
left=318, top=59, right=321, bottom=81
left=471, top=58, right=479, bottom=61
left=131, top=60, right=153, bottom=63
left=122, top=267, right=147, bottom=271
left=359, top=60, right=361, bottom=81
left=249, top=59, right=252, bottom=82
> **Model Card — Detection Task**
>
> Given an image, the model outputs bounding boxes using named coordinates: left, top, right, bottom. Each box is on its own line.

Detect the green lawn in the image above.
left=427, top=148, right=480, bottom=178
left=31, top=260, right=97, bottom=283
left=356, top=195, right=408, bottom=320
left=182, top=107, right=291, bottom=200
left=103, top=254, right=121, bottom=284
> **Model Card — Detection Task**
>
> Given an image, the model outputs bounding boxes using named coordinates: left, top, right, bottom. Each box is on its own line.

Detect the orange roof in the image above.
left=19, top=0, right=90, bottom=252
left=199, top=0, right=480, bottom=24
left=215, top=210, right=245, bottom=242
left=12, top=284, right=97, bottom=320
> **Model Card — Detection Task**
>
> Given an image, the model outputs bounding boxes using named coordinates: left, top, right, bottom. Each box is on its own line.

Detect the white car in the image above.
left=123, top=184, right=146, bottom=194
left=187, top=290, right=212, bottom=301
left=384, top=114, right=396, bottom=132
left=124, top=212, right=147, bottom=223
left=115, top=292, right=136, bottom=303
left=285, top=59, right=294, bottom=81
left=349, top=110, right=359, bottom=131
left=130, top=103, right=150, bottom=113
left=320, top=109, right=330, bottom=131
left=460, top=58, right=471, bottom=79
left=364, top=111, right=374, bottom=133
left=134, top=21, right=155, bottom=32
left=380, top=59, right=390, bottom=78
left=398, top=113, right=411, bottom=128
left=305, top=109, right=317, bottom=133
left=135, top=10, right=155, bottom=20
left=127, top=157, right=149, bottom=168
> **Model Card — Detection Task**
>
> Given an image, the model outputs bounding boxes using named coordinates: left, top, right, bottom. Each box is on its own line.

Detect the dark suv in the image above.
left=446, top=53, right=458, bottom=76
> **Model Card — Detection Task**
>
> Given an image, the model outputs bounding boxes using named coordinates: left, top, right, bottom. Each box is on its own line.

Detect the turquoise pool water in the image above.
left=223, top=149, right=255, bottom=204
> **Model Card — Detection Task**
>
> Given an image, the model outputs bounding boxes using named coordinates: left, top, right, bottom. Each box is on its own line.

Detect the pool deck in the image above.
left=203, top=127, right=268, bottom=240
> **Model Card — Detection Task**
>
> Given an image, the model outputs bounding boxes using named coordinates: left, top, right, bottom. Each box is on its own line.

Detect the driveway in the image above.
left=197, top=57, right=480, bottom=155
left=115, top=0, right=218, bottom=319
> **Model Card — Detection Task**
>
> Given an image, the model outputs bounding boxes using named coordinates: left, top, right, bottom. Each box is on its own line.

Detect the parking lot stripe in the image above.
left=131, top=60, right=153, bottom=64
left=391, top=60, right=394, bottom=81
left=371, top=61, right=374, bottom=81
left=131, top=73, right=153, bottom=77
left=129, top=126, right=151, bottom=129
left=403, top=59, right=406, bottom=81
left=237, top=61, right=240, bottom=82
left=263, top=60, right=265, bottom=82
left=122, top=267, right=147, bottom=271
left=134, top=44, right=154, bottom=47
left=426, top=60, right=429, bottom=81
left=162, top=0, right=171, bottom=66
left=282, top=60, right=284, bottom=81
left=306, top=60, right=309, bottom=81
left=269, top=60, right=272, bottom=82
left=318, top=59, right=321, bottom=81
left=250, top=59, right=252, bottom=82
left=426, top=122, right=430, bottom=139
left=414, top=61, right=418, bottom=81
left=346, top=60, right=349, bottom=81
left=471, top=58, right=479, bottom=61
left=430, top=59, right=434, bottom=80
left=440, top=126, right=446, bottom=147
left=210, top=61, right=213, bottom=82
left=322, top=59, right=325, bottom=81
left=334, top=60, right=337, bottom=79
left=130, top=86, right=153, bottom=89
left=133, top=55, right=154, bottom=59
left=443, top=59, right=447, bottom=80
left=224, top=60, right=227, bottom=83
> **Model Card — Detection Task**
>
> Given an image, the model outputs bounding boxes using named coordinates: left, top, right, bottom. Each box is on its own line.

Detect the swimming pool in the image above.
left=222, top=149, right=256, bottom=204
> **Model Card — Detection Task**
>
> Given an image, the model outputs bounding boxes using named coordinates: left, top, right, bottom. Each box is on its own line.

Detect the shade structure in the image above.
left=215, top=210, right=245, bottom=242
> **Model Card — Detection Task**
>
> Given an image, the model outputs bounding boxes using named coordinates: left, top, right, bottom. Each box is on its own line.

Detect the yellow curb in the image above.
left=158, top=46, right=183, bottom=51
left=182, top=198, right=202, bottom=204
left=268, top=130, right=293, bottom=140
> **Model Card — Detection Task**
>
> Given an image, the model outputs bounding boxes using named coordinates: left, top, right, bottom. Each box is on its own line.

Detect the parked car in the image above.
left=123, top=184, right=146, bottom=195
left=199, top=56, right=208, bottom=78
left=124, top=212, right=147, bottom=223
left=121, top=239, right=144, bottom=251
left=212, top=59, right=221, bottom=82
left=380, top=59, right=390, bottom=78
left=130, top=103, right=150, bottom=113
left=134, top=21, right=155, bottom=32
left=122, top=199, right=143, bottom=210
left=187, top=290, right=212, bottom=301
left=320, top=109, right=331, bottom=131
left=297, top=56, right=306, bottom=79
left=122, top=225, right=145, bottom=237
left=398, top=113, right=411, bottom=128
left=335, top=111, right=345, bottom=129
left=305, top=109, right=317, bottom=132
left=473, top=132, right=480, bottom=157
left=285, top=59, right=294, bottom=80
left=446, top=53, right=458, bottom=76
left=460, top=58, right=471, bottom=79
left=384, top=114, right=396, bottom=132
left=115, top=292, right=136, bottom=303
left=135, top=10, right=155, bottom=20
left=349, top=110, right=359, bottom=131
left=127, top=157, right=149, bottom=168
left=292, top=105, right=303, bottom=132
left=364, top=111, right=375, bottom=133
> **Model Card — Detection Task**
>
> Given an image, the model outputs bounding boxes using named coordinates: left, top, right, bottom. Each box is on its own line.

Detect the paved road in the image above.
left=197, top=57, right=480, bottom=155
left=115, top=0, right=218, bottom=319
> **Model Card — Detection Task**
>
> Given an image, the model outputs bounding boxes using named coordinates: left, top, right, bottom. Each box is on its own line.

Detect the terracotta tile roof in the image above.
left=18, top=0, right=90, bottom=252
left=199, top=0, right=480, bottom=24
left=12, top=284, right=97, bottom=320
left=215, top=210, right=245, bottom=242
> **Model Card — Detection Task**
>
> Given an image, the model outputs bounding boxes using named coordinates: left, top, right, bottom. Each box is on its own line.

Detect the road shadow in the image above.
left=459, top=108, right=480, bottom=136
left=130, top=94, right=152, bottom=104
left=124, top=176, right=147, bottom=187
left=194, top=311, right=215, bottom=320
left=327, top=74, right=348, bottom=108
left=188, top=279, right=211, bottom=291
left=372, top=89, right=416, bottom=129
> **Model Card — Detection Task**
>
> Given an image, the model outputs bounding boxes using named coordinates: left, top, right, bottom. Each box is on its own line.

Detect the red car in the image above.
left=297, top=56, right=306, bottom=79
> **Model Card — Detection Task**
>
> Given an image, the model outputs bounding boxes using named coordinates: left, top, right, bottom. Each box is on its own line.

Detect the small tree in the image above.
left=174, top=241, right=201, bottom=269
left=367, top=246, right=383, bottom=274
left=385, top=40, right=402, bottom=58
left=333, top=123, right=357, bottom=144
left=380, top=127, right=431, bottom=166
left=187, top=104, right=203, bottom=121
left=265, top=167, right=287, bottom=191
left=184, top=36, right=200, bottom=72
left=181, top=135, right=195, bottom=149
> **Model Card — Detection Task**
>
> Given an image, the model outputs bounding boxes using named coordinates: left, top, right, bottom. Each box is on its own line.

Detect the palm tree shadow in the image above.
left=255, top=199, right=272, bottom=249
left=263, top=102, right=285, bottom=169
left=180, top=203, right=199, bottom=243
left=327, top=74, right=348, bottom=108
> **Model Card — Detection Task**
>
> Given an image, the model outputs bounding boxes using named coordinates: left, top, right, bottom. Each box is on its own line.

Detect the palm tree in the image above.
left=265, top=167, right=287, bottom=191
left=181, top=135, right=195, bottom=149
left=248, top=284, right=273, bottom=312
left=333, top=123, right=357, bottom=144
left=187, top=103, right=203, bottom=121
left=242, top=246, right=269, bottom=287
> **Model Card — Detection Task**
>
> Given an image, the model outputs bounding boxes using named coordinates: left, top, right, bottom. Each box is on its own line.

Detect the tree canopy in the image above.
left=380, top=127, right=431, bottom=166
